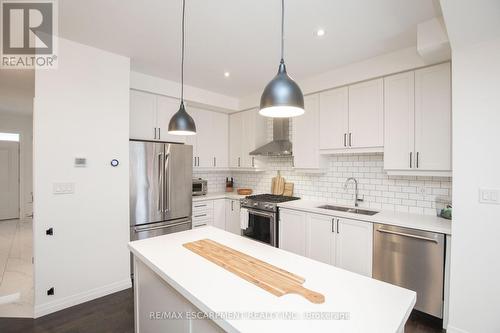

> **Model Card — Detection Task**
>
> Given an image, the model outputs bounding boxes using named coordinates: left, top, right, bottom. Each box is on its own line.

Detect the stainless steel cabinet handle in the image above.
left=344, top=133, right=347, bottom=147
left=154, top=128, right=157, bottom=140
left=214, top=157, right=216, bottom=167
left=158, top=128, right=161, bottom=140
left=231, top=200, right=234, bottom=210
left=416, top=152, right=420, bottom=168
left=194, top=204, right=207, bottom=208
left=349, top=133, right=352, bottom=147
left=376, top=227, right=438, bottom=243
left=252, top=157, right=255, bottom=167
left=336, top=219, right=339, bottom=234
left=194, top=214, right=207, bottom=218
left=238, top=157, right=241, bottom=167
left=410, top=152, right=413, bottom=168
left=194, top=224, right=206, bottom=228
left=331, top=219, right=335, bottom=233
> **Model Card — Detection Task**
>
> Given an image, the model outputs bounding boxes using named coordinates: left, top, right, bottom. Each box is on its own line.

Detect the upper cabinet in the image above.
left=384, top=63, right=451, bottom=176
left=130, top=90, right=185, bottom=143
left=229, top=108, right=267, bottom=169
left=293, top=94, right=325, bottom=171
left=319, top=78, right=384, bottom=154
left=130, top=90, right=228, bottom=169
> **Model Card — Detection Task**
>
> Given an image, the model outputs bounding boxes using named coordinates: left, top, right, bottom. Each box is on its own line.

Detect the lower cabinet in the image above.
left=225, top=199, right=241, bottom=235
left=212, top=199, right=226, bottom=230
left=280, top=209, right=373, bottom=277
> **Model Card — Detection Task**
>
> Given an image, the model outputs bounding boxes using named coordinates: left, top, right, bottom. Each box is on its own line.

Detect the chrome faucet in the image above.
left=344, top=177, right=363, bottom=207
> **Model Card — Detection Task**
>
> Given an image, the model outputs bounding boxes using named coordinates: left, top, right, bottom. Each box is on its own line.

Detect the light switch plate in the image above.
left=479, top=188, right=500, bottom=204
left=53, top=183, right=75, bottom=194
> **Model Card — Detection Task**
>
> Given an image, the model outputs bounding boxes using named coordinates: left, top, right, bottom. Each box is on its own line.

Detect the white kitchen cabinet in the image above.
left=384, top=71, right=415, bottom=170
left=130, top=90, right=185, bottom=143
left=225, top=199, right=241, bottom=235
left=306, top=213, right=334, bottom=265
left=335, top=218, right=373, bottom=277
left=280, top=209, right=373, bottom=277
left=212, top=199, right=226, bottom=230
left=185, top=106, right=229, bottom=169
left=192, top=200, right=213, bottom=228
left=279, top=209, right=307, bottom=256
left=319, top=79, right=383, bottom=153
left=129, top=90, right=158, bottom=141
left=384, top=63, right=451, bottom=175
left=348, top=78, right=384, bottom=149
left=319, top=87, right=348, bottom=150
left=414, top=63, right=451, bottom=171
left=229, top=108, right=267, bottom=169
left=293, top=94, right=325, bottom=171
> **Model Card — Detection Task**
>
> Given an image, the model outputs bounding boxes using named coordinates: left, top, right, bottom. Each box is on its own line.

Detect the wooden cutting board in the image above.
left=271, top=171, right=285, bottom=195
left=283, top=182, right=294, bottom=196
left=183, top=239, right=325, bottom=304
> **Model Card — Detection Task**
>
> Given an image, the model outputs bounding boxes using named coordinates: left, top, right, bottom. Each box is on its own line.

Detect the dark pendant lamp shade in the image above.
left=259, top=0, right=304, bottom=118
left=168, top=101, right=196, bottom=135
left=259, top=61, right=304, bottom=117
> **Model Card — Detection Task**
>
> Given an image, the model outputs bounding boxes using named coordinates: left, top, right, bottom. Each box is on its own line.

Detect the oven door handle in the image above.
left=246, top=209, right=275, bottom=219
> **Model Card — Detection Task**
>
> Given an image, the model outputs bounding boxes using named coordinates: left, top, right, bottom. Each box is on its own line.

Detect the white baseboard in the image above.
left=446, top=325, right=470, bottom=333
left=34, top=278, right=132, bottom=318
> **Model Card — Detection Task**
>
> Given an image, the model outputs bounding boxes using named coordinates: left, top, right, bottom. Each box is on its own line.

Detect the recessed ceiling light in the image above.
left=224, top=71, right=230, bottom=78
left=315, top=29, right=326, bottom=37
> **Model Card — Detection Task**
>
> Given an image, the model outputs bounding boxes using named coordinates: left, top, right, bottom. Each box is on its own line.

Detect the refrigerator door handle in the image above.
left=164, top=152, right=171, bottom=213
left=158, top=152, right=164, bottom=212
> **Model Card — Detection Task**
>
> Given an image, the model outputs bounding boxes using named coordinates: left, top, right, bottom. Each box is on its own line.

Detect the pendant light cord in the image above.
left=280, top=0, right=284, bottom=63
left=181, top=0, right=185, bottom=102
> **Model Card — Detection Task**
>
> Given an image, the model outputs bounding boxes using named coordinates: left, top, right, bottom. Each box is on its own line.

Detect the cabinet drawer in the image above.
left=193, top=210, right=213, bottom=221
left=192, top=201, right=214, bottom=213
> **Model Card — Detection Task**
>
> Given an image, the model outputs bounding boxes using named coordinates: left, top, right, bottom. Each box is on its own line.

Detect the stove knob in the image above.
left=253, top=203, right=259, bottom=207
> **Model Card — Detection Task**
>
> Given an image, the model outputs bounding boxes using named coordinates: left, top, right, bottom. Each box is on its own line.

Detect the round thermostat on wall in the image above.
left=110, top=159, right=119, bottom=167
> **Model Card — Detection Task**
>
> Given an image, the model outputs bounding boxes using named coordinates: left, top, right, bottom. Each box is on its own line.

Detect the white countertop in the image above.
left=192, top=192, right=248, bottom=202
left=278, top=199, right=452, bottom=235
left=129, top=226, right=416, bottom=333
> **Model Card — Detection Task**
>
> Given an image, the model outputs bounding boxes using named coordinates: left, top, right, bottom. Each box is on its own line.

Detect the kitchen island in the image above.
left=129, top=226, right=416, bottom=333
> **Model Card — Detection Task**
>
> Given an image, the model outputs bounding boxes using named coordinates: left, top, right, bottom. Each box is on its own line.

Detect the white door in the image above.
left=212, top=199, right=226, bottom=230
left=156, top=95, right=186, bottom=144
left=130, top=90, right=157, bottom=140
left=414, top=63, right=452, bottom=171
left=229, top=112, right=243, bottom=168
left=211, top=112, right=228, bottom=168
left=306, top=213, right=334, bottom=265
left=335, top=218, right=373, bottom=277
left=384, top=71, right=415, bottom=170
left=348, top=78, right=384, bottom=148
left=279, top=209, right=306, bottom=256
left=225, top=199, right=241, bottom=235
left=319, top=87, right=348, bottom=150
left=293, top=94, right=320, bottom=169
left=0, top=141, right=19, bottom=220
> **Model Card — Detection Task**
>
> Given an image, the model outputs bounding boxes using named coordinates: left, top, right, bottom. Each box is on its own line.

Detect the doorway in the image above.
left=0, top=133, right=20, bottom=221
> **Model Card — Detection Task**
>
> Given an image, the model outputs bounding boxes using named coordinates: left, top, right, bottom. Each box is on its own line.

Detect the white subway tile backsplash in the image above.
left=196, top=153, right=452, bottom=216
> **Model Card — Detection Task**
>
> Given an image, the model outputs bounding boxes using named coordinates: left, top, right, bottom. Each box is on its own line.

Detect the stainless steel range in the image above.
left=240, top=194, right=300, bottom=247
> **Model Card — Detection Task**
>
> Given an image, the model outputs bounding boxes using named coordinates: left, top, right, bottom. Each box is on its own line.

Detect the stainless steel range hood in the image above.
left=249, top=118, right=292, bottom=156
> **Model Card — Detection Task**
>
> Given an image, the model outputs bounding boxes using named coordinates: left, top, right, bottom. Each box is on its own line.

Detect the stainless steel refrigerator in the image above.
left=130, top=140, right=193, bottom=242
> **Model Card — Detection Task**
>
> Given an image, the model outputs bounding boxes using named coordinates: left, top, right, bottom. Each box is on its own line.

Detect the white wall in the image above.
left=239, top=46, right=433, bottom=110
left=0, top=112, right=33, bottom=218
left=130, top=71, right=239, bottom=112
left=33, top=38, right=131, bottom=317
left=441, top=1, right=500, bottom=332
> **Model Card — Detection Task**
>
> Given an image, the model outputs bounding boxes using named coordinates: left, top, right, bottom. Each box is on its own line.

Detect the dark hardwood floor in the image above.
left=0, top=288, right=445, bottom=333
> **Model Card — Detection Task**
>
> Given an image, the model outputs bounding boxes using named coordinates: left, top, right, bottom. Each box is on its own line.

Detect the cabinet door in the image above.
left=130, top=90, right=156, bottom=140
left=241, top=108, right=267, bottom=168
left=414, top=63, right=451, bottom=171
left=293, top=94, right=321, bottom=169
left=211, top=112, right=228, bottom=168
left=348, top=78, right=384, bottom=148
left=319, top=87, right=348, bottom=150
left=279, top=209, right=306, bottom=256
left=225, top=199, right=241, bottom=235
left=335, top=218, right=373, bottom=277
left=190, top=108, right=213, bottom=168
left=229, top=112, right=243, bottom=168
left=384, top=71, right=415, bottom=170
left=306, top=213, right=334, bottom=265
left=212, top=199, right=226, bottom=230
left=156, top=95, right=186, bottom=143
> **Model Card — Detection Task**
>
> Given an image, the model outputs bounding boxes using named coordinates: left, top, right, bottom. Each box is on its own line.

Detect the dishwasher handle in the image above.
left=376, top=227, right=439, bottom=243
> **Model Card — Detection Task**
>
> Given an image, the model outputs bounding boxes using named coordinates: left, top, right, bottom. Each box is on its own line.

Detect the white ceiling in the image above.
left=0, top=70, right=34, bottom=115
left=58, top=0, right=441, bottom=99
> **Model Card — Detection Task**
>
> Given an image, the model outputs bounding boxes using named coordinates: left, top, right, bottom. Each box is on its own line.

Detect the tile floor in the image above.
left=0, top=218, right=34, bottom=318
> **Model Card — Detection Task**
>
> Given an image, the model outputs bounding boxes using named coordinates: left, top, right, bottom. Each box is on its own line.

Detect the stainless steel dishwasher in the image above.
left=373, top=223, right=445, bottom=318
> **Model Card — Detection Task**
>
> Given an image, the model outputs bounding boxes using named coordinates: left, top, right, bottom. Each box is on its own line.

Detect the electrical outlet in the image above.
left=479, top=188, right=500, bottom=204
left=53, top=183, right=75, bottom=194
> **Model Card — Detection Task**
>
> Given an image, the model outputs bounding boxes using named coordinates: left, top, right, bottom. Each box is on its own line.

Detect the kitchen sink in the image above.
left=317, top=205, right=379, bottom=216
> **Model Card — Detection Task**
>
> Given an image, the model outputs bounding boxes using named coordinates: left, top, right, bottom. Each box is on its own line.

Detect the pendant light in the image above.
left=259, top=0, right=304, bottom=118
left=168, top=0, right=196, bottom=135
